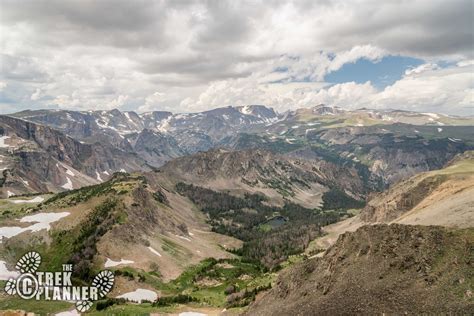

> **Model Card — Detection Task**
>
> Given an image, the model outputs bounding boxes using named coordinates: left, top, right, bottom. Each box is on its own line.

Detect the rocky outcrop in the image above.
left=6, top=107, right=472, bottom=195
left=0, top=115, right=149, bottom=196
left=160, top=148, right=368, bottom=208
left=360, top=174, right=447, bottom=222
left=311, top=125, right=470, bottom=185
left=125, top=129, right=185, bottom=167
left=360, top=151, right=474, bottom=224
left=245, top=224, right=474, bottom=315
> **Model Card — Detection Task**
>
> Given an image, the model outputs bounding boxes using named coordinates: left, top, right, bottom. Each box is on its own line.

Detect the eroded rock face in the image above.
left=0, top=115, right=149, bottom=196
left=159, top=148, right=369, bottom=207
left=8, top=106, right=281, bottom=169
left=10, top=105, right=279, bottom=149
left=312, top=125, right=469, bottom=186
left=359, top=151, right=474, bottom=224
left=124, top=129, right=185, bottom=168
left=245, top=224, right=474, bottom=315
left=4, top=107, right=472, bottom=196
left=360, top=174, right=447, bottom=223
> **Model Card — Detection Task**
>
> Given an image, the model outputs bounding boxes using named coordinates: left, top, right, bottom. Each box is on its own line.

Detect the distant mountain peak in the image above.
left=235, top=104, right=278, bottom=118
left=310, top=104, right=344, bottom=115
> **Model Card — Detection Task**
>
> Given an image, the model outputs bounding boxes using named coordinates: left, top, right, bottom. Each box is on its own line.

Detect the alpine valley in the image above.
left=0, top=104, right=473, bottom=315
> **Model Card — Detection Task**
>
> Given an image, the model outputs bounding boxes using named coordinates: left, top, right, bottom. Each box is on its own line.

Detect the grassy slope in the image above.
left=0, top=175, right=276, bottom=314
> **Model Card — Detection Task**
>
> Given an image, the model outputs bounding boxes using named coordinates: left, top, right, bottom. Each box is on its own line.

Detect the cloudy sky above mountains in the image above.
left=0, top=0, right=472, bottom=115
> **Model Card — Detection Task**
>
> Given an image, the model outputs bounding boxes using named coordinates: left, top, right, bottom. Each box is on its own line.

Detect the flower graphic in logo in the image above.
left=4, top=279, right=16, bottom=295
left=4, top=252, right=42, bottom=296
left=75, top=270, right=114, bottom=311
left=76, top=300, right=93, bottom=312
left=15, top=251, right=41, bottom=273
left=92, top=270, right=115, bottom=297
left=4, top=251, right=115, bottom=312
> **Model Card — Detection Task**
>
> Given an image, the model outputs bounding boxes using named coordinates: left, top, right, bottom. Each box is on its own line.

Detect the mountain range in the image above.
left=2, top=104, right=472, bottom=197
left=0, top=104, right=472, bottom=315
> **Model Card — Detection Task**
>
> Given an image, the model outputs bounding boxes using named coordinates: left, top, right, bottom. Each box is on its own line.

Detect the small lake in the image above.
left=264, top=215, right=288, bottom=228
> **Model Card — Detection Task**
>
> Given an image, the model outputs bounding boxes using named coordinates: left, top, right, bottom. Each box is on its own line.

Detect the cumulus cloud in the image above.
left=0, top=0, right=472, bottom=114
left=404, top=63, right=439, bottom=76
left=139, top=92, right=169, bottom=112
left=327, top=46, right=386, bottom=73
left=104, top=95, right=129, bottom=110
left=30, top=88, right=42, bottom=101
left=311, top=63, right=473, bottom=115
left=373, top=64, right=473, bottom=114
left=181, top=63, right=473, bottom=115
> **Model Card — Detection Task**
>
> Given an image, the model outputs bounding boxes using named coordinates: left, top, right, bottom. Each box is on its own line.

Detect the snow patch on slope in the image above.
left=10, top=196, right=45, bottom=204
left=0, top=136, right=11, bottom=148
left=61, top=177, right=73, bottom=190
left=176, top=235, right=191, bottom=242
left=0, top=261, right=19, bottom=280
left=240, top=105, right=252, bottom=115
left=117, top=289, right=158, bottom=303
left=423, top=113, right=440, bottom=119
left=148, top=247, right=162, bottom=257
left=104, top=258, right=134, bottom=268
left=0, top=212, right=70, bottom=242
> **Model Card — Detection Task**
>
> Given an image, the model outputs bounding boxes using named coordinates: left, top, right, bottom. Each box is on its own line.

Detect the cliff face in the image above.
left=0, top=115, right=149, bottom=196
left=311, top=125, right=470, bottom=186
left=11, top=105, right=279, bottom=147
left=360, top=151, right=474, bottom=226
left=245, top=224, right=474, bottom=315
left=360, top=174, right=447, bottom=222
left=125, top=129, right=185, bottom=167
left=10, top=108, right=472, bottom=189
left=159, top=148, right=368, bottom=208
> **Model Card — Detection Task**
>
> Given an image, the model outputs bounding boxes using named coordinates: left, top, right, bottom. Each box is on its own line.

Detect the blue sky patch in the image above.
left=325, top=56, right=424, bottom=89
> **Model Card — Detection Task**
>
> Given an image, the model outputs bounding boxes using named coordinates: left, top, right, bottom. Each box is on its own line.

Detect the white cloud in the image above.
left=104, top=95, right=129, bottom=110
left=30, top=88, right=42, bottom=100
left=0, top=0, right=472, bottom=115
left=404, top=63, right=439, bottom=76
left=52, top=94, right=80, bottom=108
left=457, top=60, right=474, bottom=67
left=327, top=45, right=386, bottom=73
left=182, top=63, right=473, bottom=115
left=373, top=64, right=473, bottom=114
left=139, top=92, right=168, bottom=112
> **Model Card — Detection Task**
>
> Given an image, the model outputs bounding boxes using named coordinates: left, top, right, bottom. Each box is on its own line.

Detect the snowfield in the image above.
left=148, top=246, right=162, bottom=257
left=104, top=258, right=134, bottom=267
left=0, top=260, right=19, bottom=280
left=10, top=196, right=45, bottom=204
left=0, top=212, right=70, bottom=242
left=61, top=177, right=73, bottom=190
left=0, top=136, right=11, bottom=148
left=117, top=288, right=158, bottom=303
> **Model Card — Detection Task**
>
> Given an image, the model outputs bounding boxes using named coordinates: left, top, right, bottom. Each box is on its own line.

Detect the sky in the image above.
left=0, top=0, right=473, bottom=115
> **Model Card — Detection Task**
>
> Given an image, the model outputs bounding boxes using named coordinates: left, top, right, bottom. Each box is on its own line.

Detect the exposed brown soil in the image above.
left=245, top=224, right=474, bottom=315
